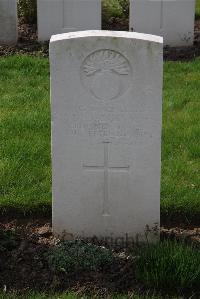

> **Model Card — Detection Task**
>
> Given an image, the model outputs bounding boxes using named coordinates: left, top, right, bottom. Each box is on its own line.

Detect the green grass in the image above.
left=0, top=240, right=199, bottom=297
left=0, top=55, right=51, bottom=214
left=1, top=235, right=200, bottom=297
left=47, top=240, right=200, bottom=295
left=135, top=240, right=200, bottom=293
left=162, top=60, right=200, bottom=222
left=0, top=292, right=188, bottom=299
left=0, top=55, right=199, bottom=222
left=196, top=0, right=200, bottom=19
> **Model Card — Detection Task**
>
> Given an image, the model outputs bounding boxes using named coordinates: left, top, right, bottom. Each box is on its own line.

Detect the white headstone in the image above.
left=0, top=0, right=18, bottom=44
left=130, top=0, right=195, bottom=47
left=50, top=31, right=163, bottom=241
left=37, top=0, right=101, bottom=41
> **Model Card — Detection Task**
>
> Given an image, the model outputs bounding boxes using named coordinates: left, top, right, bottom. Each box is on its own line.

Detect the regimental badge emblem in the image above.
left=81, top=49, right=132, bottom=101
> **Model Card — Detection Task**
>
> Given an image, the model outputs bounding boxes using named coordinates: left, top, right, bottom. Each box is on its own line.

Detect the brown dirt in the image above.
left=1, top=19, right=200, bottom=61
left=103, top=16, right=129, bottom=32
left=0, top=216, right=199, bottom=296
left=163, top=20, right=200, bottom=61
left=0, top=19, right=48, bottom=58
left=0, top=217, right=138, bottom=296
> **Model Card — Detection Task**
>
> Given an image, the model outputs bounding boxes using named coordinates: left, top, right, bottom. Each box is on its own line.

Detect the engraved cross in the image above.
left=83, top=142, right=130, bottom=216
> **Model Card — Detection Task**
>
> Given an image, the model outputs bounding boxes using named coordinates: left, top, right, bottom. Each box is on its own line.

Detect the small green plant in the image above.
left=102, top=0, right=124, bottom=21
left=18, top=0, right=37, bottom=24
left=47, top=240, right=113, bottom=273
left=118, top=0, right=129, bottom=18
left=135, top=240, right=200, bottom=293
left=102, top=0, right=129, bottom=30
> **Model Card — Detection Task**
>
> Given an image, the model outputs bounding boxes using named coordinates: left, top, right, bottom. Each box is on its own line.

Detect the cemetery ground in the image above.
left=0, top=2, right=200, bottom=299
left=0, top=54, right=200, bottom=298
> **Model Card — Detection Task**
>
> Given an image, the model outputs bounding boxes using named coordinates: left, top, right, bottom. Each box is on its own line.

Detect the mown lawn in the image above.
left=0, top=56, right=51, bottom=214
left=162, top=60, right=200, bottom=222
left=0, top=55, right=199, bottom=223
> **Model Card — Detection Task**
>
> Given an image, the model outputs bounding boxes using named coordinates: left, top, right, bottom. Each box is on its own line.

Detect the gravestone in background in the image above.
left=130, top=0, right=195, bottom=47
left=0, top=0, right=18, bottom=44
left=50, top=30, right=163, bottom=241
left=37, top=0, right=101, bottom=41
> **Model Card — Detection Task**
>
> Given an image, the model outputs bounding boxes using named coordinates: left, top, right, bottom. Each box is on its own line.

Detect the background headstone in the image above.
left=50, top=31, right=163, bottom=241
left=37, top=0, right=101, bottom=41
left=0, top=0, right=18, bottom=44
left=129, top=0, right=195, bottom=47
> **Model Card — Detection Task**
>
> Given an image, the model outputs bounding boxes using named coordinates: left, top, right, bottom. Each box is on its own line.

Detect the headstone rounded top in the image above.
left=50, top=30, right=163, bottom=44
left=50, top=26, right=163, bottom=240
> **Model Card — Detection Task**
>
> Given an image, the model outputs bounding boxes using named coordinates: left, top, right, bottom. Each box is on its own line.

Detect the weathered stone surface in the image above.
left=50, top=31, right=163, bottom=241
left=37, top=0, right=101, bottom=41
left=0, top=0, right=18, bottom=44
left=130, top=0, right=195, bottom=47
